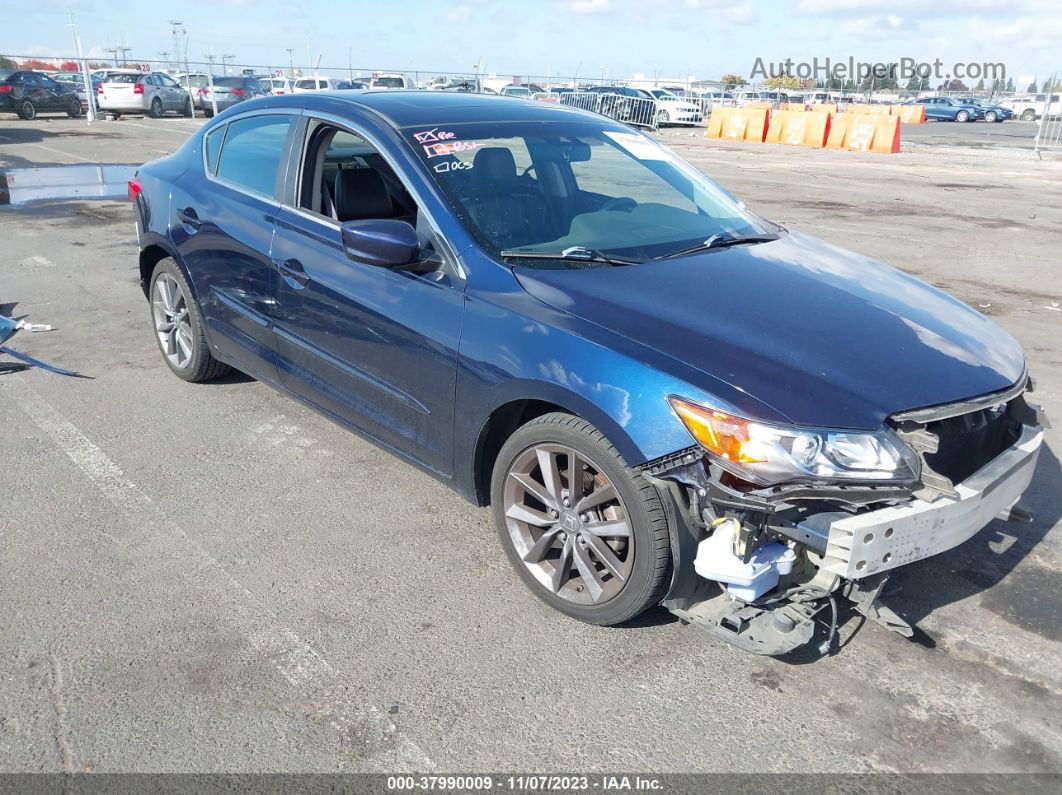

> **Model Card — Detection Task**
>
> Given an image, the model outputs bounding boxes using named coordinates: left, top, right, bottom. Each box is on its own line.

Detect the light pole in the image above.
left=205, top=53, right=219, bottom=116
left=105, top=47, right=119, bottom=67
left=118, top=46, right=132, bottom=66
left=286, top=48, right=295, bottom=77
left=67, top=11, right=95, bottom=123
left=221, top=54, right=234, bottom=75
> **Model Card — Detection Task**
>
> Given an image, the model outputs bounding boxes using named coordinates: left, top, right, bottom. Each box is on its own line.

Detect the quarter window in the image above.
left=204, top=125, right=226, bottom=174
left=214, top=115, right=292, bottom=198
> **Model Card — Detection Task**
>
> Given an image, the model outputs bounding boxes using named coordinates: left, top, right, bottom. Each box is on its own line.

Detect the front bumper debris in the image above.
left=799, top=424, right=1042, bottom=580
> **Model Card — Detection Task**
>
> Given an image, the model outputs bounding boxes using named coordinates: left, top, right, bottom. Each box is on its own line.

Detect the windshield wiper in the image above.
left=500, top=246, right=645, bottom=266
left=654, top=233, right=780, bottom=261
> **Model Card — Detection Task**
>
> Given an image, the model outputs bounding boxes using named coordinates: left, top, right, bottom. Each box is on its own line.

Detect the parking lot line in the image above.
left=4, top=376, right=434, bottom=772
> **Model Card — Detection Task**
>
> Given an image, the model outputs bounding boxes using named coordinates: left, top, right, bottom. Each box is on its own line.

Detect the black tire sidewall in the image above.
left=150, top=98, right=162, bottom=118
left=491, top=415, right=667, bottom=626
left=67, top=98, right=82, bottom=118
left=20, top=100, right=35, bottom=120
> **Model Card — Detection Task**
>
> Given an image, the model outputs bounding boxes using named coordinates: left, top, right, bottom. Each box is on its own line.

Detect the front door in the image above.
left=269, top=119, right=464, bottom=476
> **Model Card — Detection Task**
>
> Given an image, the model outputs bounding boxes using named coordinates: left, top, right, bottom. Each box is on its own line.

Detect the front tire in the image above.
left=491, top=413, right=671, bottom=626
left=182, top=97, right=193, bottom=117
left=149, top=259, right=230, bottom=382
left=17, top=99, right=36, bottom=120
left=956, top=110, right=971, bottom=122
left=985, top=110, right=998, bottom=123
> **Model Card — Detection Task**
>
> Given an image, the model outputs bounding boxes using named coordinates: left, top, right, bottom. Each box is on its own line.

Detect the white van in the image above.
left=292, top=77, right=341, bottom=93
left=369, top=73, right=415, bottom=91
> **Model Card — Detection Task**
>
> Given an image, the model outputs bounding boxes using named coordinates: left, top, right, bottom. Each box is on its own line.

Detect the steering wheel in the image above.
left=600, top=196, right=637, bottom=212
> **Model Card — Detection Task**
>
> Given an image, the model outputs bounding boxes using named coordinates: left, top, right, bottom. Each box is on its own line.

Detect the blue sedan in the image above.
left=956, top=97, right=1014, bottom=122
left=131, top=91, right=1043, bottom=656
left=908, top=96, right=986, bottom=121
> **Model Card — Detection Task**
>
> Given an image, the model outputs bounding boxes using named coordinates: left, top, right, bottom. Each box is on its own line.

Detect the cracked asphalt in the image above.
left=1, top=115, right=1061, bottom=774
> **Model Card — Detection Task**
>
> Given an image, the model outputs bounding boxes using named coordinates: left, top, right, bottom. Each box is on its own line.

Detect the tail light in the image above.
left=97, top=84, right=103, bottom=94
left=133, top=82, right=144, bottom=95
left=231, top=88, right=245, bottom=97
left=0, top=85, right=12, bottom=93
left=198, top=88, right=208, bottom=95
left=127, top=177, right=142, bottom=202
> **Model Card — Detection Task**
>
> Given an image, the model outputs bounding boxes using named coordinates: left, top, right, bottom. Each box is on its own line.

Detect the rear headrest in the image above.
left=334, top=168, right=392, bottom=222
left=470, top=147, right=517, bottom=193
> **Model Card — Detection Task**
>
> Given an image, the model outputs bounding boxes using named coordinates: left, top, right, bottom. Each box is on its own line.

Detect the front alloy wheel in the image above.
left=492, top=413, right=671, bottom=626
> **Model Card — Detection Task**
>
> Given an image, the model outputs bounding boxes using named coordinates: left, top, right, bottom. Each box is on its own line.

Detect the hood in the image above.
left=515, top=230, right=1025, bottom=430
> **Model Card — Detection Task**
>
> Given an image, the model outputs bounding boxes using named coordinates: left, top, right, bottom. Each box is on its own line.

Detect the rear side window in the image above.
left=214, top=115, right=291, bottom=198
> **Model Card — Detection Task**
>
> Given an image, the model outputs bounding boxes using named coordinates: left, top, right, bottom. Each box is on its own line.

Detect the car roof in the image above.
left=233, top=90, right=606, bottom=128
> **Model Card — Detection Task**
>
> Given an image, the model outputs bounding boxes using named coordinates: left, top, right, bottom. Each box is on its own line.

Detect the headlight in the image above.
left=667, top=396, right=919, bottom=486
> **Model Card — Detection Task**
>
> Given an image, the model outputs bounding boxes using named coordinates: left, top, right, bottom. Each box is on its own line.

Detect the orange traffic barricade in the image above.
left=705, top=107, right=770, bottom=143
left=897, top=104, right=926, bottom=124
left=764, top=110, right=831, bottom=148
left=811, top=103, right=836, bottom=114
left=826, top=113, right=900, bottom=153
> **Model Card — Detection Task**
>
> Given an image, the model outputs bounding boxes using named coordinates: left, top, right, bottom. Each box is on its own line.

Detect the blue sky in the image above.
left=3, top=0, right=1060, bottom=86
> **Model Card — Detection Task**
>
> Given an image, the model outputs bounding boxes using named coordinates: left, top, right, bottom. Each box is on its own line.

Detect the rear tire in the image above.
left=66, top=97, right=82, bottom=118
left=148, top=97, right=162, bottom=119
left=17, top=99, right=36, bottom=120
left=1021, top=109, right=1036, bottom=121
left=491, top=412, right=671, bottom=627
left=149, top=258, right=231, bottom=383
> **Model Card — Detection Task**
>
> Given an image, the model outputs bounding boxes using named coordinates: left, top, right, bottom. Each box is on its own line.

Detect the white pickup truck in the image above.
left=1001, top=93, right=1061, bottom=121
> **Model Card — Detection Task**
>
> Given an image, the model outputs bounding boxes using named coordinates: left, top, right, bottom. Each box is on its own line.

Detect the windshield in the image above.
left=407, top=120, right=772, bottom=264
left=374, top=76, right=405, bottom=88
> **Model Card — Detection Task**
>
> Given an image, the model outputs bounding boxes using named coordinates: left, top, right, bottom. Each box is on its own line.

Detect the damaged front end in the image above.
left=642, top=377, right=1047, bottom=657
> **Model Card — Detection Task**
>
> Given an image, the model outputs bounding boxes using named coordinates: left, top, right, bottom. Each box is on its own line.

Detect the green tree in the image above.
left=1006, top=77, right=1014, bottom=92
left=1028, top=78, right=1038, bottom=92
left=720, top=73, right=746, bottom=90
left=975, top=78, right=985, bottom=91
left=764, top=75, right=803, bottom=90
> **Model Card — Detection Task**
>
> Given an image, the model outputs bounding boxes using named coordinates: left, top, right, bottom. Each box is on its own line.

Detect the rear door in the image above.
left=173, top=111, right=298, bottom=380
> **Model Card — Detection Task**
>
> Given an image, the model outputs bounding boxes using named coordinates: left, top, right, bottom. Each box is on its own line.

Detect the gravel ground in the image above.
left=1, top=115, right=1061, bottom=775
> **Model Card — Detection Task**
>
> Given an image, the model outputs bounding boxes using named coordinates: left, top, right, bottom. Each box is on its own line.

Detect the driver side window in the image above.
left=298, top=121, right=446, bottom=266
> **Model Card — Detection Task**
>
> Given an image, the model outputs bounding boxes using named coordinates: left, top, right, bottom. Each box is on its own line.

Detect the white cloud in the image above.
left=448, top=5, right=472, bottom=22
left=557, top=0, right=614, bottom=14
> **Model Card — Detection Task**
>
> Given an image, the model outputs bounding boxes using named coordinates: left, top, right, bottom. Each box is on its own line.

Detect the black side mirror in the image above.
left=340, top=219, right=420, bottom=268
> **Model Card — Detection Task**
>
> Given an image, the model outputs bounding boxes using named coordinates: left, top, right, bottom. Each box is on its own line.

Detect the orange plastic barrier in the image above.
left=746, top=101, right=773, bottom=109
left=764, top=110, right=831, bottom=148
left=825, top=113, right=900, bottom=153
left=896, top=104, right=926, bottom=124
left=811, top=103, right=837, bottom=113
left=843, top=103, right=869, bottom=114
left=780, top=102, right=808, bottom=112
left=705, top=107, right=770, bottom=142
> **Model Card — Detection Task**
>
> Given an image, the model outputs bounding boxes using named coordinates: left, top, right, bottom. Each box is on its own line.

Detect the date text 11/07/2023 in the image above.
left=385, top=775, right=665, bottom=791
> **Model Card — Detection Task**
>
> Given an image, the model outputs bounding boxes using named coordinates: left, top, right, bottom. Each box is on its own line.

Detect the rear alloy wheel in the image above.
left=150, top=259, right=230, bottom=382
left=1021, top=109, right=1036, bottom=121
left=985, top=111, right=998, bottom=123
left=66, top=97, right=82, bottom=118
left=657, top=109, right=670, bottom=124
left=148, top=97, right=163, bottom=119
left=956, top=110, right=970, bottom=122
left=17, top=100, right=36, bottom=120
left=492, top=413, right=671, bottom=626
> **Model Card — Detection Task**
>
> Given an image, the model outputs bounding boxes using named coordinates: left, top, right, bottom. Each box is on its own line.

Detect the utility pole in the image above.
left=159, top=51, right=170, bottom=70
left=168, top=20, right=183, bottom=72
left=105, top=47, right=119, bottom=67
left=67, top=11, right=95, bottom=123
left=118, top=46, right=132, bottom=66
left=205, top=52, right=219, bottom=116
left=221, top=54, right=234, bottom=75
left=286, top=48, right=295, bottom=77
